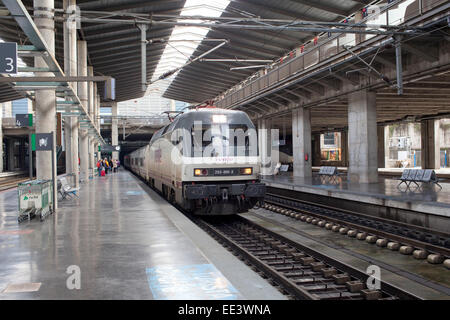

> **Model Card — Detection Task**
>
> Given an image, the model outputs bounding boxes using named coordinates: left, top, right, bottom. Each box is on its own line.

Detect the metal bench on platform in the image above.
left=318, top=166, right=342, bottom=183
left=397, top=169, right=442, bottom=190
left=58, top=176, right=80, bottom=200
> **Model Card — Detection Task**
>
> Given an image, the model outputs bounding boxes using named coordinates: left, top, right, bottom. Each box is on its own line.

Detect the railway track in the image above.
left=0, top=175, right=30, bottom=191
left=191, top=214, right=420, bottom=300
left=128, top=170, right=437, bottom=299
left=263, top=191, right=450, bottom=264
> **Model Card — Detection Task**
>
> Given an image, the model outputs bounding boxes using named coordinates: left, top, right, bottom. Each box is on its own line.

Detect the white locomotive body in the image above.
left=125, top=108, right=265, bottom=215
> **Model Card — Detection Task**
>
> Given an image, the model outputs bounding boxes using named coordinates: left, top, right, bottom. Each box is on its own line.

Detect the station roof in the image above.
left=163, top=0, right=370, bottom=103
left=0, top=0, right=370, bottom=103
left=0, top=0, right=187, bottom=102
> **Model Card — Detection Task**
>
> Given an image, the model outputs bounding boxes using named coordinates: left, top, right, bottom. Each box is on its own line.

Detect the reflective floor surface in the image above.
left=0, top=171, right=283, bottom=300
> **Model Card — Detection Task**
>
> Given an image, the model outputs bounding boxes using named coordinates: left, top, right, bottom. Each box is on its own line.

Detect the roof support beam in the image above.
left=287, top=0, right=348, bottom=17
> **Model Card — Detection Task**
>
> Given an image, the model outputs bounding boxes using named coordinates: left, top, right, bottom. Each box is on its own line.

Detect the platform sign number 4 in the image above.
left=0, top=42, right=17, bottom=74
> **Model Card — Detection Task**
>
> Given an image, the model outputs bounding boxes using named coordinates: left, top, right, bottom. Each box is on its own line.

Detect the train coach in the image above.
left=125, top=107, right=265, bottom=214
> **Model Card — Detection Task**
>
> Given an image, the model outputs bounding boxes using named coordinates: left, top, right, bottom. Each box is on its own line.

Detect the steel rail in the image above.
left=192, top=214, right=420, bottom=300
left=263, top=191, right=450, bottom=258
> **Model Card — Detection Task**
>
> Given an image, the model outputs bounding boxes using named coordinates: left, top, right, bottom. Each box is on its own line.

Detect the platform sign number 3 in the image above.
left=0, top=42, right=17, bottom=74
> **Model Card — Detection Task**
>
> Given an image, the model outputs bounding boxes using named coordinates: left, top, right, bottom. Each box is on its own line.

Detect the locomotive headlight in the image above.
left=241, top=167, right=252, bottom=175
left=194, top=169, right=209, bottom=176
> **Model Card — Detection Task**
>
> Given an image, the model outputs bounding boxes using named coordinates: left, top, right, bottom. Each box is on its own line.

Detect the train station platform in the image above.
left=311, top=167, right=450, bottom=179
left=262, top=173, right=450, bottom=234
left=0, top=170, right=284, bottom=300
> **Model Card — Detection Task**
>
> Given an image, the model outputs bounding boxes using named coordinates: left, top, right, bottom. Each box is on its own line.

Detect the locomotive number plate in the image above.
left=213, top=168, right=237, bottom=176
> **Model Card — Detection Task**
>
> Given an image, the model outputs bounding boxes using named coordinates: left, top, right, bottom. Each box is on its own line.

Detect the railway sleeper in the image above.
left=294, top=277, right=329, bottom=285
left=303, top=283, right=348, bottom=292
left=284, top=271, right=318, bottom=278
left=315, top=291, right=364, bottom=300
left=266, top=259, right=296, bottom=266
left=251, top=249, right=279, bottom=255
left=273, top=265, right=305, bottom=272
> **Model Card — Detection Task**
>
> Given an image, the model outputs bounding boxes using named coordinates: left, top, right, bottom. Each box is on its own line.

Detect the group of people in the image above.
left=97, top=158, right=120, bottom=176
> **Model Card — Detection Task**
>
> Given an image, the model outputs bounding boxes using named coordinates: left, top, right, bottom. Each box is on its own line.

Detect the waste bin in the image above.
left=17, top=179, right=53, bottom=221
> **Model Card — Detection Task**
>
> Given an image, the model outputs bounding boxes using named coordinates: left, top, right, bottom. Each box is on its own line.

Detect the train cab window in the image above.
left=150, top=128, right=164, bottom=144
left=190, top=123, right=253, bottom=157
left=166, top=118, right=179, bottom=133
left=161, top=125, right=170, bottom=136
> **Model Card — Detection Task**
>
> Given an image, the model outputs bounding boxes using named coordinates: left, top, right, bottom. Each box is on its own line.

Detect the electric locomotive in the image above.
left=125, top=107, right=265, bottom=215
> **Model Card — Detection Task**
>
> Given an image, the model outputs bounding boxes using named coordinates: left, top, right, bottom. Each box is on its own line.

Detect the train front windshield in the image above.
left=190, top=114, right=257, bottom=158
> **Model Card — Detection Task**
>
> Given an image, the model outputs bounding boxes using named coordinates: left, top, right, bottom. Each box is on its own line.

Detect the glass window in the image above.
left=190, top=123, right=253, bottom=157
left=323, top=133, right=336, bottom=146
left=12, top=98, right=28, bottom=116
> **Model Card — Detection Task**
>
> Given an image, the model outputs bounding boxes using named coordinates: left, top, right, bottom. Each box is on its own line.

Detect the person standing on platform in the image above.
left=104, top=158, right=109, bottom=175
left=113, top=159, right=117, bottom=173
left=97, top=160, right=102, bottom=177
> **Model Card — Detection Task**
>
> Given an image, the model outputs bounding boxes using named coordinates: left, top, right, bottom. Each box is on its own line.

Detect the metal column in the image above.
left=112, top=103, right=118, bottom=160
left=137, top=24, right=148, bottom=92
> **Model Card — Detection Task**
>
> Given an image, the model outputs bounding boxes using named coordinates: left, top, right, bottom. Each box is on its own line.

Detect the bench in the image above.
left=58, top=176, right=80, bottom=199
left=318, top=166, right=342, bottom=183
left=397, top=169, right=442, bottom=189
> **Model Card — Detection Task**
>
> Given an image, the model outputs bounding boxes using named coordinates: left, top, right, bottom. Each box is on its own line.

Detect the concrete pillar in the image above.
left=384, top=126, right=389, bottom=168
left=94, top=83, right=98, bottom=127
left=341, top=130, right=349, bottom=167
left=111, top=102, right=118, bottom=160
left=77, top=40, right=88, bottom=109
left=88, top=66, right=94, bottom=116
left=312, top=133, right=321, bottom=166
left=63, top=0, right=79, bottom=187
left=96, top=91, right=100, bottom=128
left=377, top=125, right=386, bottom=168
left=292, top=108, right=312, bottom=178
left=355, top=11, right=365, bottom=44
left=421, top=119, right=440, bottom=169
left=348, top=90, right=378, bottom=183
left=257, top=118, right=272, bottom=175
left=79, top=130, right=89, bottom=181
left=87, top=65, right=95, bottom=177
left=89, top=138, right=95, bottom=176
left=34, top=0, right=57, bottom=186
left=77, top=40, right=89, bottom=181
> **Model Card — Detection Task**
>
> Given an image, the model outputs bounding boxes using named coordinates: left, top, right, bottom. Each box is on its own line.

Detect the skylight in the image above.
left=146, top=0, right=230, bottom=96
